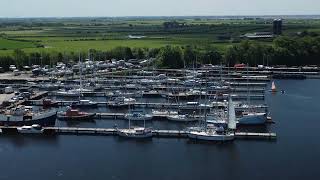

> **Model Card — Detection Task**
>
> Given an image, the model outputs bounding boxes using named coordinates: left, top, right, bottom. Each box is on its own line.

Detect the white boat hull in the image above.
left=117, top=129, right=153, bottom=138
left=167, top=115, right=197, bottom=122
left=188, top=131, right=234, bottom=141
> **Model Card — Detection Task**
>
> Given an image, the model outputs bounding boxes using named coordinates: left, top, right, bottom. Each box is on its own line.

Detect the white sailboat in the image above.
left=188, top=98, right=236, bottom=141
left=56, top=54, right=93, bottom=97
left=117, top=108, right=153, bottom=138
left=117, top=98, right=152, bottom=138
left=269, top=81, right=277, bottom=93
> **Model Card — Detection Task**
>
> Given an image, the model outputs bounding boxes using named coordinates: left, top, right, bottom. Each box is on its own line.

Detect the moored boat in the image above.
left=188, top=98, right=236, bottom=141
left=107, top=97, right=135, bottom=108
left=57, top=107, right=95, bottom=121
left=0, top=106, right=57, bottom=127
left=17, top=124, right=44, bottom=134
left=43, top=98, right=58, bottom=108
left=152, top=109, right=178, bottom=116
left=117, top=127, right=153, bottom=138
left=71, top=100, right=98, bottom=108
left=124, top=111, right=153, bottom=121
left=167, top=114, right=197, bottom=122
left=188, top=128, right=235, bottom=141
left=237, top=112, right=267, bottom=125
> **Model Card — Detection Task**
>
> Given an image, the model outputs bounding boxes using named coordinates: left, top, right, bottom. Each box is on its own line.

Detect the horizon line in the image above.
left=1, top=14, right=320, bottom=19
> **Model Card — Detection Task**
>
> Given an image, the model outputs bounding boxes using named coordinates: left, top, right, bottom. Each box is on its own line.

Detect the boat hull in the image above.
left=0, top=112, right=57, bottom=127
left=167, top=115, right=197, bottom=122
left=107, top=104, right=131, bottom=109
left=188, top=132, right=234, bottom=141
left=124, top=116, right=153, bottom=121
left=238, top=113, right=267, bottom=125
left=117, top=130, right=153, bottom=138
left=71, top=104, right=98, bottom=108
left=57, top=113, right=96, bottom=121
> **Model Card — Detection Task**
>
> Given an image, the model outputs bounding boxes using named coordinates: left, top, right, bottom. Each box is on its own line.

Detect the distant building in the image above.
left=273, top=19, right=283, bottom=35
left=242, top=32, right=274, bottom=39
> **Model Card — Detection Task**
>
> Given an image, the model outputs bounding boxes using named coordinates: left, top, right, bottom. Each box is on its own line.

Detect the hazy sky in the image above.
left=2, top=0, right=320, bottom=17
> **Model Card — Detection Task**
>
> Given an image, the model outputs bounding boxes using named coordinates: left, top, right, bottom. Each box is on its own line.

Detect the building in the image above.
left=273, top=19, right=283, bottom=35
left=243, top=32, right=274, bottom=39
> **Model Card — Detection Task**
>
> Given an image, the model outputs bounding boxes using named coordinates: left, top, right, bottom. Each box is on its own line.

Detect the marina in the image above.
left=0, top=63, right=288, bottom=142
left=1, top=9, right=320, bottom=179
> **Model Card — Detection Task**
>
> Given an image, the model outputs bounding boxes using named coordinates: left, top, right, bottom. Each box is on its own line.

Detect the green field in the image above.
left=0, top=38, right=37, bottom=50
left=0, top=17, right=320, bottom=56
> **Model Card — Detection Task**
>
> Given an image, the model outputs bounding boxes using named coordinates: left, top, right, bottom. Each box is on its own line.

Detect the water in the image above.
left=1, top=79, right=320, bottom=180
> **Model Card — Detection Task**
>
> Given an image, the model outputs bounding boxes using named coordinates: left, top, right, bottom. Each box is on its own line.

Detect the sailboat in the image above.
left=117, top=91, right=153, bottom=138
left=72, top=53, right=97, bottom=108
left=117, top=108, right=153, bottom=138
left=238, top=65, right=267, bottom=125
left=56, top=54, right=93, bottom=97
left=269, top=81, right=277, bottom=93
left=187, top=98, right=236, bottom=141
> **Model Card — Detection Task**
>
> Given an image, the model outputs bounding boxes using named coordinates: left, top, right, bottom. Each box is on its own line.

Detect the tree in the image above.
left=147, top=48, right=160, bottom=58
left=13, top=49, right=26, bottom=68
left=200, top=47, right=222, bottom=65
left=183, top=46, right=197, bottom=67
left=132, top=48, right=145, bottom=59
left=111, top=46, right=133, bottom=60
left=158, top=46, right=183, bottom=69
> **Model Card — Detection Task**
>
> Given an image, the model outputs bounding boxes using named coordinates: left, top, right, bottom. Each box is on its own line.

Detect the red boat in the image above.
left=234, top=63, right=246, bottom=69
left=57, top=107, right=96, bottom=121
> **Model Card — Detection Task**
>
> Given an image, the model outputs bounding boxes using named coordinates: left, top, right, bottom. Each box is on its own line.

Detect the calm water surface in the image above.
left=0, top=79, right=320, bottom=180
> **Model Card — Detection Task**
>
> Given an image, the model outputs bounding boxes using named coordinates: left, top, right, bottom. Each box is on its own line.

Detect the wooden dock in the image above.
left=0, top=126, right=276, bottom=140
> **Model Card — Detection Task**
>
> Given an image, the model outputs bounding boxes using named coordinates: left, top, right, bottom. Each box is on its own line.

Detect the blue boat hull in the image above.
left=238, top=113, right=267, bottom=125
left=0, top=114, right=57, bottom=127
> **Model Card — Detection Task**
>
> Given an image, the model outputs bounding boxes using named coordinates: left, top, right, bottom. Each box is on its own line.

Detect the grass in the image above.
left=0, top=38, right=37, bottom=50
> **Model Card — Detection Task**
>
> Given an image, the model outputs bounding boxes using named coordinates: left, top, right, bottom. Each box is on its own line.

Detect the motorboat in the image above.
left=124, top=111, right=153, bottom=121
left=107, top=97, right=136, bottom=108
left=71, top=100, right=98, bottom=108
left=152, top=109, right=178, bottom=116
left=57, top=107, right=95, bottom=121
left=17, top=124, right=44, bottom=134
left=167, top=114, right=197, bottom=122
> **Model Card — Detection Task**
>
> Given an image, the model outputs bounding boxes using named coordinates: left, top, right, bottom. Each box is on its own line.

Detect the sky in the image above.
left=1, top=0, right=320, bottom=17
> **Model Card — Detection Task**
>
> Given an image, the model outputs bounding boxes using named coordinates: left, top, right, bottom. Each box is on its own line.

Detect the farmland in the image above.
left=0, top=16, right=319, bottom=70
left=1, top=16, right=319, bottom=56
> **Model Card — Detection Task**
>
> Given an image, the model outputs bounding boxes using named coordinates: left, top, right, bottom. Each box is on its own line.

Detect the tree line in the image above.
left=0, top=35, right=320, bottom=71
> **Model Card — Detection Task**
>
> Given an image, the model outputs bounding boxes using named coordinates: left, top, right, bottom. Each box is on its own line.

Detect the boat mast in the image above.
left=204, top=69, right=208, bottom=130
left=246, top=63, right=251, bottom=105
left=79, top=52, right=82, bottom=101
